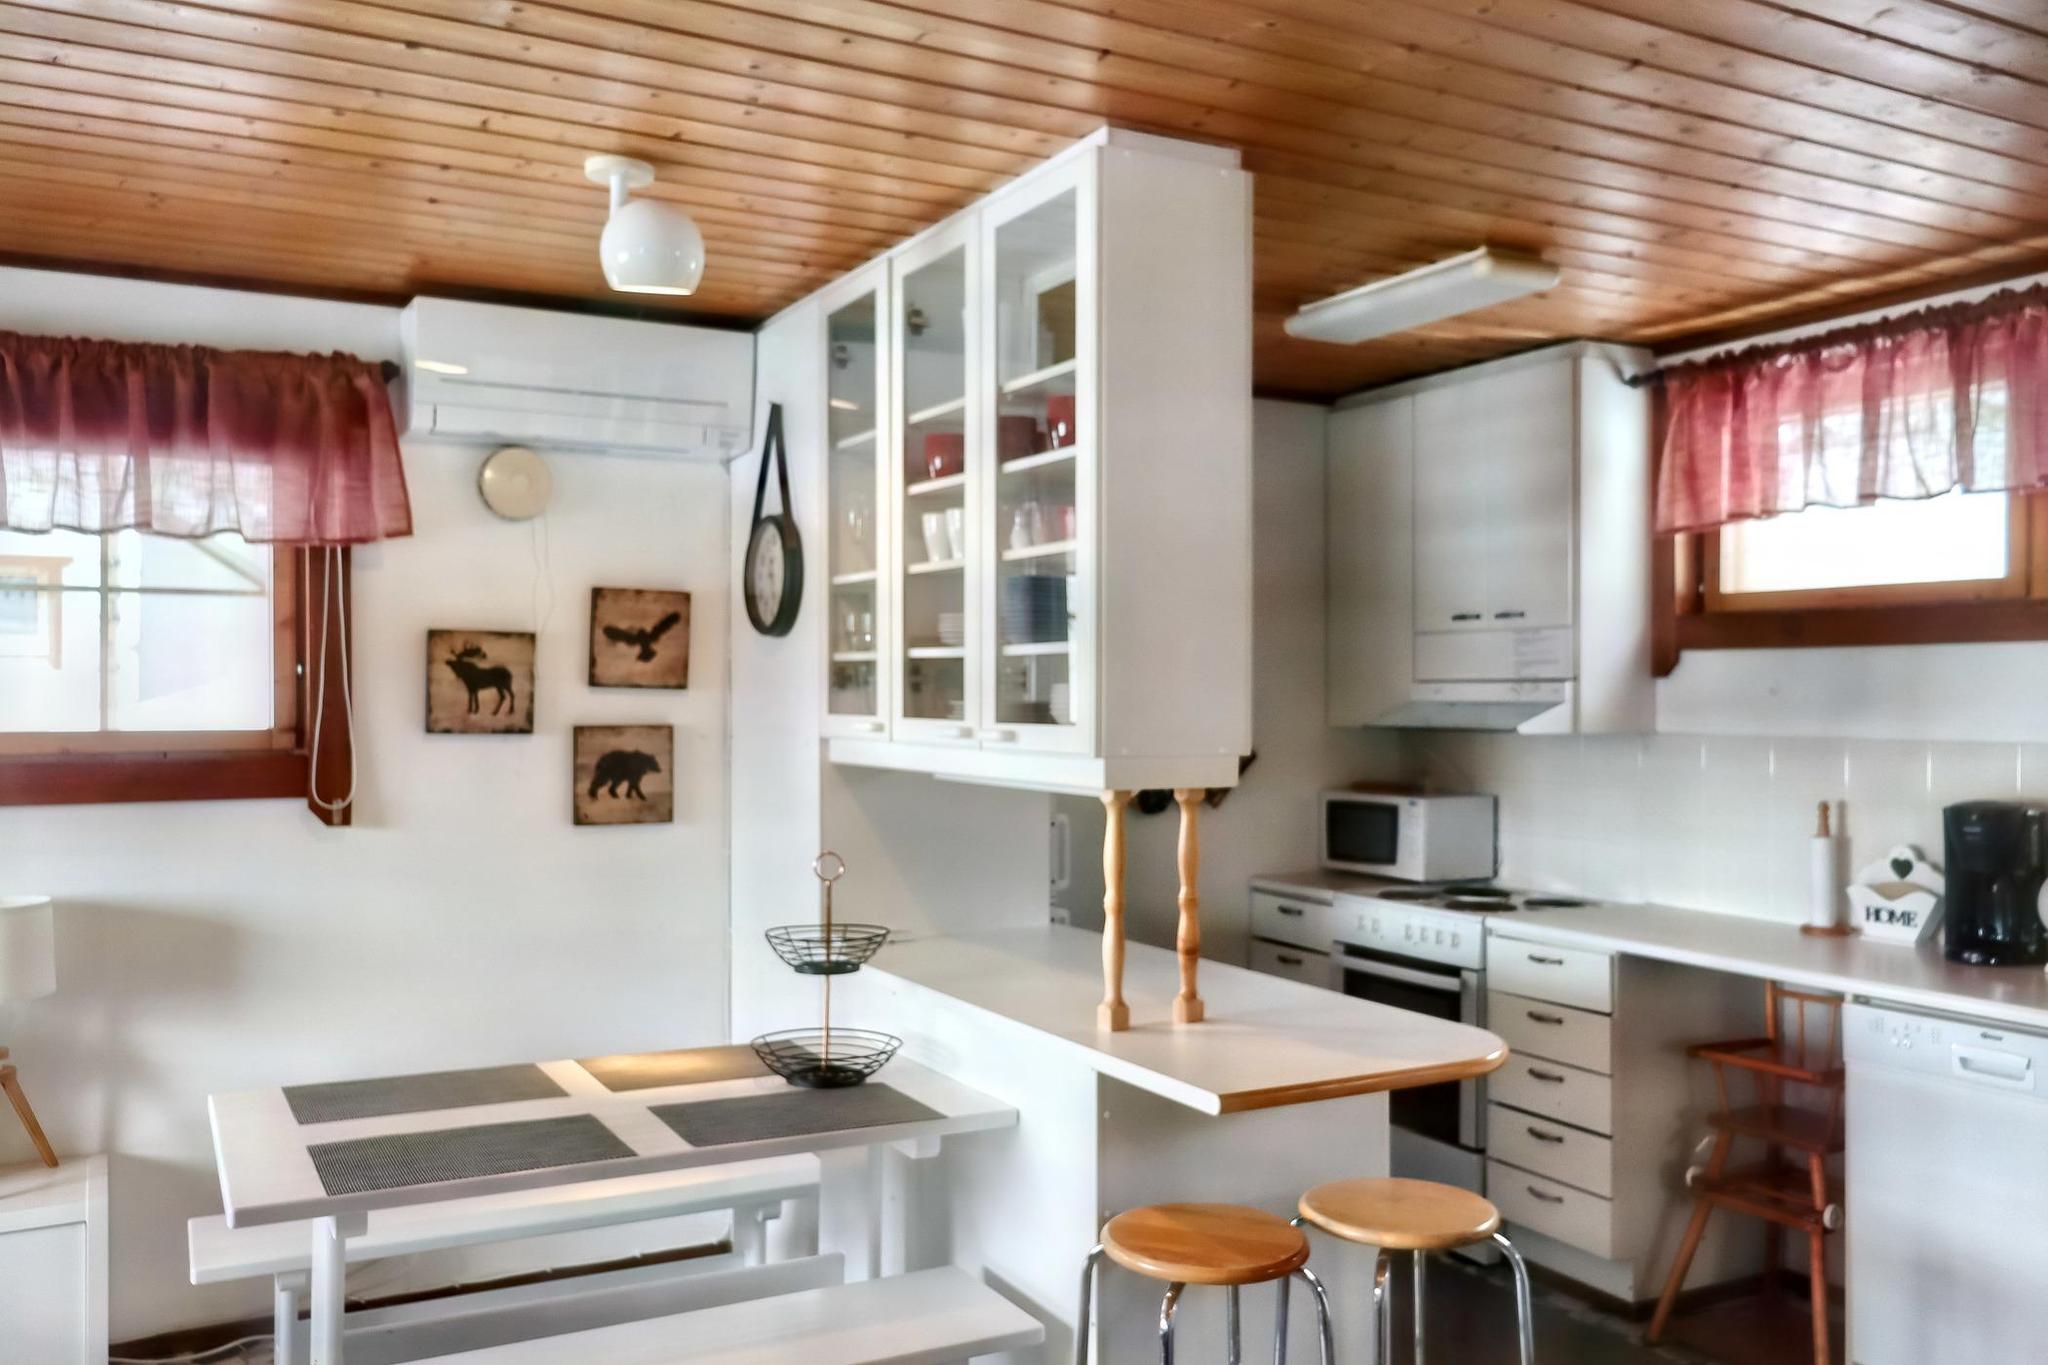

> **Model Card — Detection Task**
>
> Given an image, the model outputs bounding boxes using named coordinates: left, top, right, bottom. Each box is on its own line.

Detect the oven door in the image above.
left=1333, top=945, right=1483, bottom=1152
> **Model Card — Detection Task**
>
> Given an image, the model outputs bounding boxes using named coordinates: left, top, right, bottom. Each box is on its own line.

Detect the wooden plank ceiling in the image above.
left=2, top=0, right=2048, bottom=398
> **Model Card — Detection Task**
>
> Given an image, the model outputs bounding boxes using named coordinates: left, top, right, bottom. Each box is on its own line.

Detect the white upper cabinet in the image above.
left=820, top=263, right=890, bottom=739
left=812, top=128, right=1252, bottom=793
left=1328, top=342, right=1653, bottom=735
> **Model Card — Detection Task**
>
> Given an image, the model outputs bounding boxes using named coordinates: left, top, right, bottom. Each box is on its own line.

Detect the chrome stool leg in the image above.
left=1372, top=1249, right=1393, bottom=1365
left=1075, top=1245, right=1104, bottom=1365
left=1294, top=1266, right=1335, bottom=1365
left=1493, top=1230, right=1537, bottom=1365
left=1159, top=1282, right=1186, bottom=1365
left=1413, top=1249, right=1428, bottom=1365
left=1272, top=1272, right=1292, bottom=1365
left=1226, top=1286, right=1243, bottom=1365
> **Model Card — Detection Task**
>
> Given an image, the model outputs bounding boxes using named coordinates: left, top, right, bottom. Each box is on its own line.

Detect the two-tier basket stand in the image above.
left=751, top=852, right=900, bottom=1087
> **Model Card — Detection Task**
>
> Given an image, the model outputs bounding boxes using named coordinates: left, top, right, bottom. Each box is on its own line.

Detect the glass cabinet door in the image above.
left=891, top=225, right=978, bottom=742
left=822, top=268, right=888, bottom=735
left=979, top=165, right=1091, bottom=751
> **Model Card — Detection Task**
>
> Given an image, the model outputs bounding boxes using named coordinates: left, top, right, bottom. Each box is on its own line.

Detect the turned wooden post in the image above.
left=1099, top=791, right=1132, bottom=1031
left=1172, top=789, right=1206, bottom=1024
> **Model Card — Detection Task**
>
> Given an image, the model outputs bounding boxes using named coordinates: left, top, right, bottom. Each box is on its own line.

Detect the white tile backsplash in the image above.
left=1408, top=732, right=2024, bottom=923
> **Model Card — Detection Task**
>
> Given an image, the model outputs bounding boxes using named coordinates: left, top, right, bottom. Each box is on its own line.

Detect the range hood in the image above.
left=1367, top=681, right=1573, bottom=733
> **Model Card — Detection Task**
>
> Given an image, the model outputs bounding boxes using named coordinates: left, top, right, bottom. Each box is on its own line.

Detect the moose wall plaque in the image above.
left=426, top=629, right=536, bottom=734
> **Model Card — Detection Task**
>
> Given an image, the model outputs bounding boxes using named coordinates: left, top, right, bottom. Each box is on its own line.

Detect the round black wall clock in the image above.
left=745, top=402, right=803, bottom=637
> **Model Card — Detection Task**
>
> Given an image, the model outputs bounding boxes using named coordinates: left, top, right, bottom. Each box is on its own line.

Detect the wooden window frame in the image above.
left=1657, top=495, right=2048, bottom=673
left=0, top=545, right=352, bottom=822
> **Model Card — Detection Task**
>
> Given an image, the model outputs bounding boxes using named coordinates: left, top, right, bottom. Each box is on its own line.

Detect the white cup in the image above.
left=921, top=511, right=949, bottom=564
left=946, top=506, right=967, bottom=561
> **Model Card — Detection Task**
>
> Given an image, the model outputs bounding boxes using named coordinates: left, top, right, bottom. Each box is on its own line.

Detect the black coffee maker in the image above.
left=1943, top=800, right=2048, bottom=965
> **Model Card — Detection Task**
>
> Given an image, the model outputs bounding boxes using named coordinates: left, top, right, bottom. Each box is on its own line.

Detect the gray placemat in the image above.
left=284, top=1064, right=565, bottom=1125
left=577, top=1045, right=771, bottom=1093
left=308, top=1114, right=633, bottom=1196
left=650, top=1083, right=941, bottom=1148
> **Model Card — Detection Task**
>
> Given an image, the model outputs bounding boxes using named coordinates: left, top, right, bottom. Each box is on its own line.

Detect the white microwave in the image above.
left=1319, top=791, right=1496, bottom=882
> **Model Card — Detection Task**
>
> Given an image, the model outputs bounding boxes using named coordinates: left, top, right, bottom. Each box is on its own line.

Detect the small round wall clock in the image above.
left=745, top=402, right=803, bottom=637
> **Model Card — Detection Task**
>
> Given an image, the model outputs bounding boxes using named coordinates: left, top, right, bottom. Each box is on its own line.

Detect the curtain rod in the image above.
left=1622, top=281, right=2048, bottom=389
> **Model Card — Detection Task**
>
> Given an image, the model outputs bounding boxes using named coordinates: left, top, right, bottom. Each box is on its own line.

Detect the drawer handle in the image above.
left=1276, top=954, right=1304, bottom=967
left=1525, top=1185, right=1566, bottom=1205
left=1494, top=610, right=1526, bottom=620
left=1527, top=1067, right=1567, bottom=1084
left=1525, top=1010, right=1566, bottom=1025
left=1527, top=954, right=1565, bottom=966
left=1451, top=611, right=1483, bottom=622
left=1277, top=906, right=1306, bottom=917
left=1526, top=1125, right=1565, bottom=1144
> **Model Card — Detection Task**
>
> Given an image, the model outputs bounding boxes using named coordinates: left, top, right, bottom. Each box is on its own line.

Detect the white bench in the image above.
left=402, top=1265, right=1045, bottom=1365
left=190, top=1156, right=818, bottom=1365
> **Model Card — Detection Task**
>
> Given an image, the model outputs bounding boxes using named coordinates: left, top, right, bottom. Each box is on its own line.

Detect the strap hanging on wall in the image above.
left=743, top=403, right=804, bottom=637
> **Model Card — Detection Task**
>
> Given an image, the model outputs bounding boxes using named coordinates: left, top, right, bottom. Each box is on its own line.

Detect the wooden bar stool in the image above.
left=1296, top=1177, right=1534, bottom=1365
left=1648, top=983, right=1845, bottom=1365
left=1076, top=1203, right=1333, bottom=1365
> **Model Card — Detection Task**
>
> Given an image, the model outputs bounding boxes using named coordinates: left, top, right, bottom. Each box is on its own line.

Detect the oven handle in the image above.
left=1338, top=954, right=1462, bottom=994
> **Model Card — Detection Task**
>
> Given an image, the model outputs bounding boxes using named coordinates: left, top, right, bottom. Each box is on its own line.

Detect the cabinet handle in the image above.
left=856, top=721, right=885, bottom=734
left=980, top=728, right=1019, bottom=743
left=1494, top=609, right=1527, bottom=620
left=1277, top=905, right=1306, bottom=917
left=1450, top=612, right=1483, bottom=622
left=1527, top=954, right=1565, bottom=966
left=949, top=725, right=975, bottom=739
left=1277, top=953, right=1304, bottom=967
left=1527, top=1067, right=1567, bottom=1084
left=1526, top=1126, right=1565, bottom=1145
left=1525, top=1185, right=1566, bottom=1205
left=1525, top=1010, right=1566, bottom=1025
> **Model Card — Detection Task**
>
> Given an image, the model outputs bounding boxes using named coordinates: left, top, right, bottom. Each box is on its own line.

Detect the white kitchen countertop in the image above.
left=869, top=924, right=1506, bottom=1116
left=1495, top=901, right=2048, bottom=1031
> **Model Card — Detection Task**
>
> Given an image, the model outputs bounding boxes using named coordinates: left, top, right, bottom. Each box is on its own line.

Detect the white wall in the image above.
left=0, top=269, right=733, bottom=1339
left=1057, top=400, right=1399, bottom=963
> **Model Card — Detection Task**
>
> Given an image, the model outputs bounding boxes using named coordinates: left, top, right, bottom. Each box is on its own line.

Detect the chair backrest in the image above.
left=1766, top=981, right=1843, bottom=1077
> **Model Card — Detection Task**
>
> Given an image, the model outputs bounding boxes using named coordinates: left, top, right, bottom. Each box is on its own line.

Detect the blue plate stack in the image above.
left=1001, top=575, right=1068, bottom=645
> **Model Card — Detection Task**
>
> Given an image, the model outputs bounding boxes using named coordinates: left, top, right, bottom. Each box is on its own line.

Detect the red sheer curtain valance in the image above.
left=0, top=331, right=411, bottom=546
left=1654, top=284, right=2048, bottom=535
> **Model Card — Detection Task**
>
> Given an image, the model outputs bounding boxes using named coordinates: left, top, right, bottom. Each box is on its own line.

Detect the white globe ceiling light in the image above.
left=583, top=154, right=704, bottom=297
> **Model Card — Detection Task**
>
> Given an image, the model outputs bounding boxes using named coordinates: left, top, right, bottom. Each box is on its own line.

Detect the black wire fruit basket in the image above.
left=750, top=1028, right=903, bottom=1089
left=764, top=923, right=891, bottom=975
left=754, top=852, right=900, bottom=1088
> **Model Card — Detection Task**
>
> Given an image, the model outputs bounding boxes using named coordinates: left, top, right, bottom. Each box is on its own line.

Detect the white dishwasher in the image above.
left=1845, top=1001, right=2048, bottom=1365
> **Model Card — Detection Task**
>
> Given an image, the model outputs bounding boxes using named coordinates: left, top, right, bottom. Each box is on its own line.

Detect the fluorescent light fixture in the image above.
left=828, top=397, right=861, bottom=412
left=584, top=154, right=705, bottom=297
left=414, top=358, right=469, bottom=376
left=1285, top=247, right=1560, bottom=345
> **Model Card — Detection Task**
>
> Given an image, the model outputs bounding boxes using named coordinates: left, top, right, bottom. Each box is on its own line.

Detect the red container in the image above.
left=921, top=431, right=965, bottom=480
left=1045, top=394, right=1078, bottom=449
left=998, top=414, right=1043, bottom=462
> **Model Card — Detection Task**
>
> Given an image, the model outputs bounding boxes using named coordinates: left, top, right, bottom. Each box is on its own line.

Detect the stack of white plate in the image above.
left=937, top=612, right=966, bottom=646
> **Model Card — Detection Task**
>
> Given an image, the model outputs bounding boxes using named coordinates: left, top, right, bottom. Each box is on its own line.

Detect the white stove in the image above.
left=1333, top=883, right=1595, bottom=970
left=1328, top=882, right=1599, bottom=1200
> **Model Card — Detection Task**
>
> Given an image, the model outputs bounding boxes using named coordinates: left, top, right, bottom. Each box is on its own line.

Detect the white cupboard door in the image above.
left=890, top=221, right=982, bottom=746
left=976, top=156, right=1094, bottom=754
left=820, top=262, right=891, bottom=740
left=1477, top=358, right=1576, bottom=630
left=1412, top=385, right=1490, bottom=632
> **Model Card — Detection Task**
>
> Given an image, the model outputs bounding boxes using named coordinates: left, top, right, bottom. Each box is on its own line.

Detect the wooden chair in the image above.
left=1648, top=982, right=1845, bottom=1365
left=1077, top=1203, right=1333, bottom=1364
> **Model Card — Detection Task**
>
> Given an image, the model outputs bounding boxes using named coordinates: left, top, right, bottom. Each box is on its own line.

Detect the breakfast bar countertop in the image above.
left=1494, top=900, right=2048, bottom=1032
left=866, top=924, right=1506, bottom=1116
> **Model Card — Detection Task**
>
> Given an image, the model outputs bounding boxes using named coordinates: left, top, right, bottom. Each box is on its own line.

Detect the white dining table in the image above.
left=207, top=1047, right=1015, bottom=1365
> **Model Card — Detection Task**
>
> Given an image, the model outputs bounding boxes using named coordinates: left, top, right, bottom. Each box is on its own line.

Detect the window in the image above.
left=1, top=529, right=289, bottom=751
left=0, top=532, right=348, bottom=815
left=1664, top=491, right=2048, bottom=664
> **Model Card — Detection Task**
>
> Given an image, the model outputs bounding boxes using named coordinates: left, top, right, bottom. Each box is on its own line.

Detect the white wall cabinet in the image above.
left=0, top=1156, right=108, bottom=1365
left=814, top=128, right=1253, bottom=794
left=1327, top=342, right=1653, bottom=734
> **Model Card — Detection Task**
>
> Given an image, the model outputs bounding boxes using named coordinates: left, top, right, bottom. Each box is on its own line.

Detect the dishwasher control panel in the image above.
left=1846, top=1001, right=2048, bottom=1091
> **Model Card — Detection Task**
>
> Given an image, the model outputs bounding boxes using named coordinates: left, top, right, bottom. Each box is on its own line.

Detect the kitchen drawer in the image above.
left=1249, top=938, right=1331, bottom=990
left=1488, top=990, right=1612, bottom=1075
left=1488, top=1102, right=1612, bottom=1197
left=1488, top=1159, right=1614, bottom=1260
left=1250, top=890, right=1332, bottom=953
left=1489, top=1054, right=1612, bottom=1134
left=1488, top=936, right=1614, bottom=1013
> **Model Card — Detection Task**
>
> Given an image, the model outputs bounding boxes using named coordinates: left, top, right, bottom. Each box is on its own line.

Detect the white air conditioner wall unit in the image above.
left=398, top=298, right=755, bottom=460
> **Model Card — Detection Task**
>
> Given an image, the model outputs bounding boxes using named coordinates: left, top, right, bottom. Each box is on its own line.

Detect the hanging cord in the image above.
left=530, top=507, right=556, bottom=636
left=305, top=544, right=358, bottom=815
